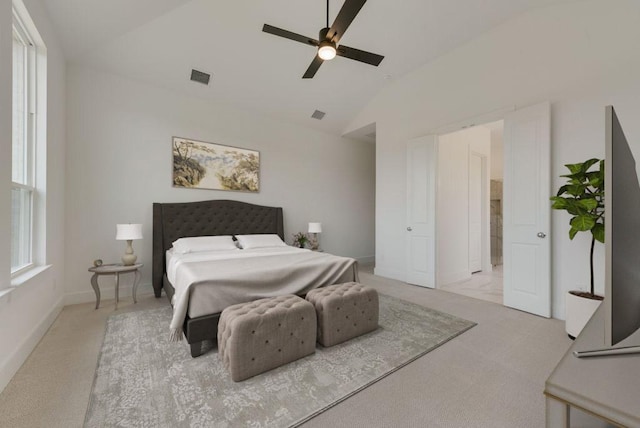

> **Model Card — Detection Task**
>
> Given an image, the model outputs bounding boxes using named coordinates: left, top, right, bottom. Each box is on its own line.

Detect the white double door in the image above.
left=406, top=102, right=551, bottom=318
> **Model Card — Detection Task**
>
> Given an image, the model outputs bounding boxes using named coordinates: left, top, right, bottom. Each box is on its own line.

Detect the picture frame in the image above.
left=172, top=136, right=260, bottom=192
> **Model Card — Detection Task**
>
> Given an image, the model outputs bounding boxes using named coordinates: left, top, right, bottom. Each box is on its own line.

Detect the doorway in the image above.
left=405, top=102, right=551, bottom=317
left=436, top=121, right=504, bottom=305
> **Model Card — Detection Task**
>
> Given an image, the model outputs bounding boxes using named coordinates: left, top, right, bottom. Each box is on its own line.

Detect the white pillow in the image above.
left=235, top=234, right=287, bottom=249
left=172, top=235, right=238, bottom=254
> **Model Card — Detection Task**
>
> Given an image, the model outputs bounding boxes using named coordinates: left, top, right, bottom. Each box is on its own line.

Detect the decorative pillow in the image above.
left=235, top=234, right=287, bottom=249
left=172, top=235, right=238, bottom=254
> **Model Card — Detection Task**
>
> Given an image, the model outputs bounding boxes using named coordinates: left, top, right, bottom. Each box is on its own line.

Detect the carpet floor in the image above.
left=0, top=267, right=584, bottom=427
left=85, top=294, right=475, bottom=427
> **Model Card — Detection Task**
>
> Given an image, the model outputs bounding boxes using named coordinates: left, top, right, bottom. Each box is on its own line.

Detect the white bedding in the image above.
left=166, top=245, right=358, bottom=341
left=166, top=246, right=311, bottom=290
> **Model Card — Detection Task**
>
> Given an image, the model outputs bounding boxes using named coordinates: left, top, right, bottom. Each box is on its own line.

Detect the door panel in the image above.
left=406, top=136, right=437, bottom=288
left=503, top=102, right=551, bottom=317
left=511, top=243, right=538, bottom=295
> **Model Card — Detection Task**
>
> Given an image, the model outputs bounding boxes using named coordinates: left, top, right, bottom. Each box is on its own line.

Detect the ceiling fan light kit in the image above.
left=318, top=40, right=337, bottom=60
left=262, top=0, right=384, bottom=78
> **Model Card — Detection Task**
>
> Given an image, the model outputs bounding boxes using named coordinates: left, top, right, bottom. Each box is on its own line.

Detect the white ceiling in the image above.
left=42, top=0, right=564, bottom=135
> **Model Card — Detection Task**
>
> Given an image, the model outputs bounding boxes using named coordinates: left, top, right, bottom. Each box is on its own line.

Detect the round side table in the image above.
left=88, top=263, right=143, bottom=309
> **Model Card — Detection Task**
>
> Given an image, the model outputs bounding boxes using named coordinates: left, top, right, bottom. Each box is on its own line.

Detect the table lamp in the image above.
left=116, top=224, right=143, bottom=266
left=308, top=222, right=322, bottom=251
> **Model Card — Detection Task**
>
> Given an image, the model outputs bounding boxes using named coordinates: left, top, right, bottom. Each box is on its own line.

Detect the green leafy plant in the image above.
left=292, top=232, right=309, bottom=248
left=550, top=158, right=604, bottom=297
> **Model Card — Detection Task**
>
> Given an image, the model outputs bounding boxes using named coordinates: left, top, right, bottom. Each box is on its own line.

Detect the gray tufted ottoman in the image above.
left=306, top=282, right=379, bottom=347
left=218, top=295, right=316, bottom=382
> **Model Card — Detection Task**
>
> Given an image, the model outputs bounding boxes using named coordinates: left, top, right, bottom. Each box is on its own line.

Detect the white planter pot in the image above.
left=565, top=291, right=603, bottom=338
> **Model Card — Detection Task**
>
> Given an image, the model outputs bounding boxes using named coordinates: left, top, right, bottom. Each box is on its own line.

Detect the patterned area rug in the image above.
left=85, top=294, right=475, bottom=427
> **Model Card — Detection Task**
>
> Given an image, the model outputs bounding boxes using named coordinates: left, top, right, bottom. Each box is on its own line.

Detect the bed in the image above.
left=152, top=199, right=358, bottom=357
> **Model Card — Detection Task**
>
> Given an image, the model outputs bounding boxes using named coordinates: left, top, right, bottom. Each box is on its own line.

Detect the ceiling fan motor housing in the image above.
left=319, top=27, right=331, bottom=42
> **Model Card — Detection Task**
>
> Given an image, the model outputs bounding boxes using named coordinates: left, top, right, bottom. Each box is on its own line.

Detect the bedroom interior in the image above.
left=2, top=0, right=640, bottom=427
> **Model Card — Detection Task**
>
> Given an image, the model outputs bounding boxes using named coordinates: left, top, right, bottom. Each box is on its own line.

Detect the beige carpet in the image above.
left=0, top=267, right=585, bottom=427
left=85, top=295, right=474, bottom=427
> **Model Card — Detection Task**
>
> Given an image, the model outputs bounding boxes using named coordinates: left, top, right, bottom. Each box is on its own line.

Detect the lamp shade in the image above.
left=308, top=222, right=322, bottom=234
left=116, top=224, right=143, bottom=240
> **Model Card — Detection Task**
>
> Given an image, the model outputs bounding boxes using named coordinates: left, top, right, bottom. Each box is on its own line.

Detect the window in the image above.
left=11, top=8, right=38, bottom=275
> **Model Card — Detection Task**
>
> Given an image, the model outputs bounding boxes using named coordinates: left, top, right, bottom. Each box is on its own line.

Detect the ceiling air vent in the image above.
left=190, top=69, right=210, bottom=85
left=311, top=110, right=326, bottom=120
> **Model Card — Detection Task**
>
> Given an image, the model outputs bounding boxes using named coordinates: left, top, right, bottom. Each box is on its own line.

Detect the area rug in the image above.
left=85, top=294, right=475, bottom=427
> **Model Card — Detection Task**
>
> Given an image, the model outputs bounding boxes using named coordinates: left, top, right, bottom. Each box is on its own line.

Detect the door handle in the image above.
left=537, top=232, right=546, bottom=238
left=407, top=227, right=413, bottom=231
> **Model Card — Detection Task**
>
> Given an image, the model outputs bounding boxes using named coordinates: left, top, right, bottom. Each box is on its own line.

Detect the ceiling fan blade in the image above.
left=327, top=0, right=367, bottom=44
left=336, top=44, right=384, bottom=66
left=262, top=24, right=318, bottom=47
left=302, top=55, right=324, bottom=79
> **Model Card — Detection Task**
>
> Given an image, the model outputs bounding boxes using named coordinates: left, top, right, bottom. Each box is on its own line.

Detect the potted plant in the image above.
left=550, top=158, right=605, bottom=339
left=292, top=232, right=309, bottom=248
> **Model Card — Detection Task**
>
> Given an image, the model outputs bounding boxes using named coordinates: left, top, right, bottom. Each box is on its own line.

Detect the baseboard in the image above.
left=0, top=296, right=64, bottom=394
left=64, top=282, right=154, bottom=306
left=373, top=266, right=406, bottom=282
left=356, top=255, right=375, bottom=265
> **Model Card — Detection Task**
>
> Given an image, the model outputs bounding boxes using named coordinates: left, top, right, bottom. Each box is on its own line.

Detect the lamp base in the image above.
left=309, top=233, right=320, bottom=251
left=122, top=239, right=137, bottom=266
left=121, top=254, right=137, bottom=266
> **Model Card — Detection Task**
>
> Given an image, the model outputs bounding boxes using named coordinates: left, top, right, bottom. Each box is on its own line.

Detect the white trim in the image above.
left=431, top=106, right=515, bottom=136
left=9, top=184, right=35, bottom=273
left=11, top=1, right=45, bottom=48
left=12, top=4, right=36, bottom=47
left=10, top=264, right=51, bottom=287
left=10, top=262, right=35, bottom=278
left=0, top=296, right=63, bottom=394
left=10, top=181, right=34, bottom=191
left=356, top=255, right=375, bottom=264
left=0, top=289, right=13, bottom=301
left=11, top=3, right=44, bottom=273
left=373, top=266, right=406, bottom=282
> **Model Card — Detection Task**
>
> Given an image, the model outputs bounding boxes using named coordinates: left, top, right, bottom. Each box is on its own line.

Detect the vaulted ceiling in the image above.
left=42, top=0, right=565, bottom=135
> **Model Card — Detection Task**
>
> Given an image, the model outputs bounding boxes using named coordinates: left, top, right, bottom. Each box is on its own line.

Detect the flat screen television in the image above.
left=575, top=106, right=640, bottom=358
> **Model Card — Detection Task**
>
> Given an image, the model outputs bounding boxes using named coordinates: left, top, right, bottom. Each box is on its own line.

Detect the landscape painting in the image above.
left=172, top=137, right=260, bottom=192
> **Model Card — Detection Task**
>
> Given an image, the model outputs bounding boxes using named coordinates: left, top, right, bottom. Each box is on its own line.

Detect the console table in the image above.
left=88, top=263, right=143, bottom=309
left=545, top=306, right=640, bottom=427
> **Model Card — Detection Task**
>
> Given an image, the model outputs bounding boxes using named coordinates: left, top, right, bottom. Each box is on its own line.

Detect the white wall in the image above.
left=437, top=126, right=491, bottom=285
left=489, top=127, right=503, bottom=181
left=64, top=65, right=376, bottom=304
left=0, top=0, right=66, bottom=392
left=345, top=0, right=640, bottom=319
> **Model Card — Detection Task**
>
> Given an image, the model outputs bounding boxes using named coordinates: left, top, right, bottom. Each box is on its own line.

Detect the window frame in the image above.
left=10, top=6, right=38, bottom=277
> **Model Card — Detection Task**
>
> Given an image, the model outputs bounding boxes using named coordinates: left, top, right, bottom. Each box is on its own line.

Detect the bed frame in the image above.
left=152, top=199, right=284, bottom=357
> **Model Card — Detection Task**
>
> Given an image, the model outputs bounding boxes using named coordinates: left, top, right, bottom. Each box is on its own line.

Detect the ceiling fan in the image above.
left=262, top=0, right=384, bottom=79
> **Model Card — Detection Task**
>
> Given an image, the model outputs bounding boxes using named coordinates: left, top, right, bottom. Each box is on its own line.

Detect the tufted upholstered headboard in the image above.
left=152, top=199, right=284, bottom=297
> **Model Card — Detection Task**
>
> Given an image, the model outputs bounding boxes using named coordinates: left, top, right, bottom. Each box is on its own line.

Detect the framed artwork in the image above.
left=172, top=137, right=260, bottom=192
